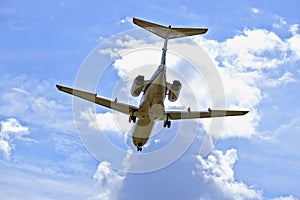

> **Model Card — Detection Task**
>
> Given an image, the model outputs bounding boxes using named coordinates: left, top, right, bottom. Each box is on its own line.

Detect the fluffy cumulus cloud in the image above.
left=91, top=148, right=263, bottom=200
left=195, top=149, right=262, bottom=200
left=87, top=18, right=300, bottom=200
left=90, top=161, right=124, bottom=200
left=194, top=25, right=299, bottom=139
left=0, top=118, right=31, bottom=158
left=92, top=148, right=298, bottom=200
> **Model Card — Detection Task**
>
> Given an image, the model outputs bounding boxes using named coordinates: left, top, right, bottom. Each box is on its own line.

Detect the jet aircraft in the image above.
left=56, top=18, right=248, bottom=151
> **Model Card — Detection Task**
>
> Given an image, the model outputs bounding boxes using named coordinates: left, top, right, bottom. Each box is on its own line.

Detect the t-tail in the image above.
left=133, top=18, right=208, bottom=65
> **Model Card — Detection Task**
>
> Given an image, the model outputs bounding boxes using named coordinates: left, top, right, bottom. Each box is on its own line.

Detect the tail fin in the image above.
left=133, top=18, right=208, bottom=39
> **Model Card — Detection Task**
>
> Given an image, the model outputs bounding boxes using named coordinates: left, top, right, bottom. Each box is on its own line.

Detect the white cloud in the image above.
left=118, top=17, right=132, bottom=25
left=0, top=75, right=74, bottom=133
left=89, top=144, right=295, bottom=200
left=287, top=34, right=300, bottom=60
left=196, top=149, right=262, bottom=200
left=250, top=8, right=260, bottom=14
left=0, top=118, right=31, bottom=158
left=80, top=107, right=130, bottom=134
left=0, top=118, right=29, bottom=138
left=91, top=161, right=124, bottom=200
left=263, top=71, right=296, bottom=87
left=0, top=139, right=11, bottom=159
left=273, top=15, right=288, bottom=29
left=289, top=24, right=299, bottom=36
left=272, top=195, right=298, bottom=200
left=193, top=27, right=300, bottom=139
left=95, top=25, right=300, bottom=141
left=51, top=20, right=300, bottom=199
left=220, top=29, right=287, bottom=71
left=91, top=148, right=265, bottom=200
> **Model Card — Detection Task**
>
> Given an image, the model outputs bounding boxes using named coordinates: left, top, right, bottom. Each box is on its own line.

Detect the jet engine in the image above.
left=168, top=80, right=181, bottom=102
left=131, top=75, right=144, bottom=97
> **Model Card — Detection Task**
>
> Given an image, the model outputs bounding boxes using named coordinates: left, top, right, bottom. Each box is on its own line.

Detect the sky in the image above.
left=1, top=0, right=300, bottom=199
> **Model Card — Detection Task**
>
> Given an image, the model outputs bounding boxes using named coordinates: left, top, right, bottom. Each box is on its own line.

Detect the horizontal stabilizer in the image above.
left=133, top=18, right=208, bottom=39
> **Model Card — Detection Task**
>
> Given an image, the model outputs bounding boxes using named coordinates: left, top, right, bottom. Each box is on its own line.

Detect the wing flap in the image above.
left=56, top=85, right=138, bottom=115
left=166, top=109, right=249, bottom=120
left=133, top=18, right=208, bottom=39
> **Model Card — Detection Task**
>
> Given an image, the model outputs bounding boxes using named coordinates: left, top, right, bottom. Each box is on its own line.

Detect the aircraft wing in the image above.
left=166, top=108, right=249, bottom=120
left=56, top=85, right=139, bottom=115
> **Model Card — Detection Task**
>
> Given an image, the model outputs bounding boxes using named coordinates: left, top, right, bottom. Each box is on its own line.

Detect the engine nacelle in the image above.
left=131, top=75, right=144, bottom=97
left=168, top=80, right=181, bottom=102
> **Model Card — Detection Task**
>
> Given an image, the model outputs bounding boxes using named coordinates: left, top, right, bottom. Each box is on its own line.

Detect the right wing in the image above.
left=166, top=108, right=249, bottom=120
left=56, top=85, right=139, bottom=116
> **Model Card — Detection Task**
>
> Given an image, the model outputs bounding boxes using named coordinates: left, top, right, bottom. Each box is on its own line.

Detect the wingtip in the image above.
left=132, top=17, right=139, bottom=24
left=56, top=84, right=63, bottom=90
left=243, top=110, right=249, bottom=115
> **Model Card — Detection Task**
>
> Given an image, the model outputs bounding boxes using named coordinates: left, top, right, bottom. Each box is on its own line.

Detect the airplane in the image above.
left=56, top=18, right=249, bottom=152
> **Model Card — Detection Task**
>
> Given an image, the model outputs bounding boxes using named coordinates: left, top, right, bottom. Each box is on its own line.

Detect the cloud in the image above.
left=289, top=24, right=299, bottom=36
left=195, top=149, right=262, bottom=199
left=0, top=140, right=11, bottom=159
left=0, top=118, right=31, bottom=158
left=220, top=29, right=287, bottom=70
left=250, top=8, right=260, bottom=14
left=0, top=165, right=98, bottom=200
left=0, top=120, right=99, bottom=199
left=193, top=26, right=300, bottom=139
left=118, top=17, right=132, bottom=25
left=80, top=107, right=129, bottom=134
left=91, top=148, right=263, bottom=200
left=94, top=23, right=300, bottom=141
left=287, top=34, right=300, bottom=60
left=89, top=138, right=298, bottom=200
left=85, top=19, right=300, bottom=200
left=271, top=196, right=298, bottom=200
left=0, top=118, right=29, bottom=138
left=262, top=71, right=296, bottom=87
left=90, top=161, right=124, bottom=200
left=273, top=15, right=288, bottom=29
left=0, top=75, right=74, bottom=133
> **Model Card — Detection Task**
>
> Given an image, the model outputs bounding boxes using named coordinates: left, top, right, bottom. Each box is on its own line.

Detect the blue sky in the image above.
left=1, top=0, right=300, bottom=199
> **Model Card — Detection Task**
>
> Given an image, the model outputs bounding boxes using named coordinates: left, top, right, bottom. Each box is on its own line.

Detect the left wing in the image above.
left=166, top=108, right=249, bottom=120
left=56, top=85, right=139, bottom=116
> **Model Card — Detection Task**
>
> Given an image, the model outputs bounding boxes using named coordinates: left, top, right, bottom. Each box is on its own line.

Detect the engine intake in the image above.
left=131, top=75, right=144, bottom=97
left=168, top=80, right=181, bottom=102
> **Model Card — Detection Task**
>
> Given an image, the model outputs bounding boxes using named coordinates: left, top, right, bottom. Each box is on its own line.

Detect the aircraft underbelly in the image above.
left=132, top=65, right=166, bottom=148
left=132, top=117, right=154, bottom=147
left=144, top=69, right=166, bottom=119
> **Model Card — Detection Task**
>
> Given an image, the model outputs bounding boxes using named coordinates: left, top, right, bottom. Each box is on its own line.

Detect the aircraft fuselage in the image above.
left=132, top=64, right=167, bottom=150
